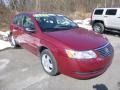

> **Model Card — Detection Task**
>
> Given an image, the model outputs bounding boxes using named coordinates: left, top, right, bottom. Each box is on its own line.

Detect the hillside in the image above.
left=0, top=0, right=120, bottom=31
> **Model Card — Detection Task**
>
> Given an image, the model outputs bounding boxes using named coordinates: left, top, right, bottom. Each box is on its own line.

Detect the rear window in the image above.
left=105, top=9, right=117, bottom=15
left=94, top=9, right=104, bottom=15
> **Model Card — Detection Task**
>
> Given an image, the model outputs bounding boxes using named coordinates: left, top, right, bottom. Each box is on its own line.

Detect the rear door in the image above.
left=104, top=9, right=118, bottom=29
left=10, top=14, right=24, bottom=44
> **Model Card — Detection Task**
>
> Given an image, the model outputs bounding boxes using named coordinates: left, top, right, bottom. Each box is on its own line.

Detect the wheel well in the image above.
left=93, top=20, right=104, bottom=26
left=39, top=46, right=48, bottom=53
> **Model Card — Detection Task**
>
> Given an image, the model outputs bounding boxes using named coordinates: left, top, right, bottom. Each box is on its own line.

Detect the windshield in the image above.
left=33, top=14, right=79, bottom=32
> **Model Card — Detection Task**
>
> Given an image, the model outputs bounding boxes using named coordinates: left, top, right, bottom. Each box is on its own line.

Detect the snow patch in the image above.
left=0, top=31, right=10, bottom=37
left=0, top=40, right=12, bottom=50
left=77, top=24, right=92, bottom=30
left=0, top=31, right=12, bottom=50
left=74, top=18, right=92, bottom=30
left=0, top=31, right=10, bottom=41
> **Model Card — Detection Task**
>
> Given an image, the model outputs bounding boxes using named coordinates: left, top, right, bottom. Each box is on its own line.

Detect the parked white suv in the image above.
left=91, top=8, right=120, bottom=33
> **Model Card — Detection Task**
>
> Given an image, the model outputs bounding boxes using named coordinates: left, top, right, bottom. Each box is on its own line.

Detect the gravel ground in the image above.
left=0, top=32, right=120, bottom=90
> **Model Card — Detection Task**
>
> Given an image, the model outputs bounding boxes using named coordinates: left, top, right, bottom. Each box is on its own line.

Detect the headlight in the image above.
left=65, top=49, right=97, bottom=59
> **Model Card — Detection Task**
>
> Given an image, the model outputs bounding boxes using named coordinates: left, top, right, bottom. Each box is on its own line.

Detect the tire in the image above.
left=8, top=34, right=18, bottom=48
left=40, top=49, right=59, bottom=76
left=93, top=23, right=104, bottom=33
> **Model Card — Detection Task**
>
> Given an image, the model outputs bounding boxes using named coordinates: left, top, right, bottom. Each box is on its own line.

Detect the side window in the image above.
left=105, top=9, right=117, bottom=15
left=13, top=16, right=17, bottom=24
left=13, top=15, right=23, bottom=26
left=94, top=9, right=104, bottom=15
left=23, top=15, right=35, bottom=30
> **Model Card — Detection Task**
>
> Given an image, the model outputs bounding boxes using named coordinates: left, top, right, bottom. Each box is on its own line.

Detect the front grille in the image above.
left=95, top=43, right=113, bottom=57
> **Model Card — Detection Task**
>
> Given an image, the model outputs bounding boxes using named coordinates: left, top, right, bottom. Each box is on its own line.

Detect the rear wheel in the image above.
left=93, top=23, right=104, bottom=33
left=8, top=34, right=17, bottom=48
left=40, top=49, right=59, bottom=76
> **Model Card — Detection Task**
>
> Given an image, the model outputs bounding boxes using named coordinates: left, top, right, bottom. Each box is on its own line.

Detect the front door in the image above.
left=21, top=15, right=39, bottom=55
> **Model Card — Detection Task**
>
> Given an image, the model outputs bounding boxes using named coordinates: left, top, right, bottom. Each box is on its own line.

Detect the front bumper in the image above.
left=56, top=54, right=113, bottom=79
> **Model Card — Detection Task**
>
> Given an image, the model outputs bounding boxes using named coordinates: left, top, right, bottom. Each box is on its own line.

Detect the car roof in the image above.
left=18, top=12, right=62, bottom=16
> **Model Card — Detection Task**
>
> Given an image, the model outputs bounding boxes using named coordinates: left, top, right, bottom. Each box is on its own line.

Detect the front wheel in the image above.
left=93, top=23, right=104, bottom=33
left=40, top=49, right=59, bottom=76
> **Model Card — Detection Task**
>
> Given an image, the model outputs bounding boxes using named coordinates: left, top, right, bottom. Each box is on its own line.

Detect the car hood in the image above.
left=44, top=28, right=108, bottom=50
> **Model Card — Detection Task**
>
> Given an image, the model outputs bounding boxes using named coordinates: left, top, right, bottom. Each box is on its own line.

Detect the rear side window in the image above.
left=105, top=9, right=117, bottom=15
left=13, top=15, right=23, bottom=26
left=94, top=9, right=103, bottom=15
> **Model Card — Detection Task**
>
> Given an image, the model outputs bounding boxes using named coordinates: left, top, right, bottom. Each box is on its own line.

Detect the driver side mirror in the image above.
left=25, top=27, right=35, bottom=33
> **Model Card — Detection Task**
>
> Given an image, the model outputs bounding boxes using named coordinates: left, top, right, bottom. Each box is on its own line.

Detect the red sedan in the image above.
left=9, top=12, right=114, bottom=79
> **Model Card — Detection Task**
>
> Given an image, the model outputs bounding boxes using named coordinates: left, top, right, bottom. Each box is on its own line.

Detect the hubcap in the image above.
left=94, top=25, right=101, bottom=33
left=41, top=54, right=53, bottom=72
left=11, top=36, right=16, bottom=47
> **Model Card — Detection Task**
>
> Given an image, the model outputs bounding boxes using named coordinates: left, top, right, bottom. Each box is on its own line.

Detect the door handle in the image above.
left=117, top=17, right=120, bottom=18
